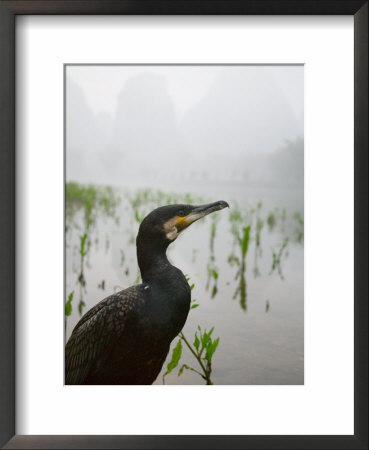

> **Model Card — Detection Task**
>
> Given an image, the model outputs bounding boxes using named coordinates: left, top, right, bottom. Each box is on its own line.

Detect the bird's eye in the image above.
left=177, top=210, right=186, bottom=217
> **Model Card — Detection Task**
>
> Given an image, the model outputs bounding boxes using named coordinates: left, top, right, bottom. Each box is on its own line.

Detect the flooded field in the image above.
left=65, top=182, right=304, bottom=385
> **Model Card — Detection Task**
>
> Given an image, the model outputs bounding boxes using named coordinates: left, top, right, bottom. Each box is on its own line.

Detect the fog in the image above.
left=66, top=65, right=303, bottom=189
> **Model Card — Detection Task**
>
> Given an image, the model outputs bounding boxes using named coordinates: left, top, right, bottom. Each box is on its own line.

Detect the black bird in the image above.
left=66, top=200, right=229, bottom=384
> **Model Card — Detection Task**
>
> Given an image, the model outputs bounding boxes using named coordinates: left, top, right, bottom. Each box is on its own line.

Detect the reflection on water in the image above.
left=65, top=182, right=304, bottom=385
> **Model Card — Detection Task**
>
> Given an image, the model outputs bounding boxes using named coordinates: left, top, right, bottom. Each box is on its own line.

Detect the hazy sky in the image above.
left=66, top=64, right=304, bottom=188
left=67, top=65, right=303, bottom=123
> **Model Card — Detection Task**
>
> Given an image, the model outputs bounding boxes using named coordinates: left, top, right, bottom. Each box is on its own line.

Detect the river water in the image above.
left=66, top=182, right=303, bottom=385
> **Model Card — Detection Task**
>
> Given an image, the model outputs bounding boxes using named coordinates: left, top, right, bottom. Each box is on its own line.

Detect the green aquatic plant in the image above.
left=228, top=203, right=245, bottom=244
left=65, top=291, right=74, bottom=333
left=228, top=203, right=247, bottom=268
left=163, top=340, right=183, bottom=380
left=209, top=213, right=220, bottom=252
left=134, top=272, right=141, bottom=284
left=266, top=207, right=287, bottom=233
left=188, top=280, right=199, bottom=309
left=265, top=299, right=270, bottom=312
left=134, top=208, right=146, bottom=224
left=163, top=278, right=220, bottom=385
left=253, top=203, right=264, bottom=278
left=232, top=225, right=251, bottom=311
left=77, top=232, right=89, bottom=315
left=164, top=326, right=220, bottom=385
left=267, top=211, right=277, bottom=231
left=204, top=214, right=220, bottom=299
left=280, top=208, right=287, bottom=233
left=228, top=202, right=255, bottom=247
left=227, top=203, right=255, bottom=310
left=240, top=226, right=250, bottom=259
left=270, top=237, right=289, bottom=280
left=293, top=212, right=304, bottom=243
left=179, top=326, right=219, bottom=385
left=206, top=264, right=219, bottom=299
left=66, top=182, right=121, bottom=316
left=66, top=182, right=120, bottom=233
left=65, top=291, right=74, bottom=317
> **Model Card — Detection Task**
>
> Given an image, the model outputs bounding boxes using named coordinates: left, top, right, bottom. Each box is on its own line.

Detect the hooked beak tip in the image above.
left=191, top=200, right=230, bottom=217
left=218, top=200, right=229, bottom=209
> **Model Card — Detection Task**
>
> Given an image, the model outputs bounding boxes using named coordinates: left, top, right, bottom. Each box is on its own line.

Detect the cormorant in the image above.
left=66, top=200, right=229, bottom=384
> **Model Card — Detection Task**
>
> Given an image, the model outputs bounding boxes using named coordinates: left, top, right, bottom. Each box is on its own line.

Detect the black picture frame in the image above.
left=0, top=1, right=367, bottom=449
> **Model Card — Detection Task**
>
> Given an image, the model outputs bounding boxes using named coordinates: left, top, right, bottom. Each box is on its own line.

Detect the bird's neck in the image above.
left=136, top=238, right=173, bottom=284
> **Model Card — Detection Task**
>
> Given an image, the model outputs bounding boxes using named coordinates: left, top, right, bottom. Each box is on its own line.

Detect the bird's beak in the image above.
left=176, top=200, right=229, bottom=231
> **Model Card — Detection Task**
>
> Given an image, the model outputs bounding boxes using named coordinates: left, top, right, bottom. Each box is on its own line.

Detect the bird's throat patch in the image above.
left=164, top=216, right=186, bottom=240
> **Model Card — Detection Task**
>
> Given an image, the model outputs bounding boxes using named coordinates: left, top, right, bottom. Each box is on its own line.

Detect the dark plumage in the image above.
left=65, top=200, right=229, bottom=384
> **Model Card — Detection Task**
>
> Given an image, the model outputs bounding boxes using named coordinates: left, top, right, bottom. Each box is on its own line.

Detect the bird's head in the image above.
left=137, top=200, right=229, bottom=247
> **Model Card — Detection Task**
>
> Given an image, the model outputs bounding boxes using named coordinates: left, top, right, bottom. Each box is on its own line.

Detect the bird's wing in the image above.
left=65, top=286, right=142, bottom=384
